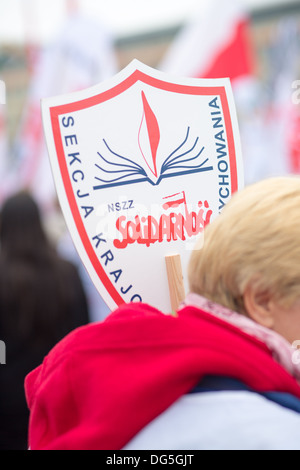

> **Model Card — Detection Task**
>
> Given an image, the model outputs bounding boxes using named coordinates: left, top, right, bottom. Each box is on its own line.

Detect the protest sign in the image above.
left=42, top=60, right=243, bottom=313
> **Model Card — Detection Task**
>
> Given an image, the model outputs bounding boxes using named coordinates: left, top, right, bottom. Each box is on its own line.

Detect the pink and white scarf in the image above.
left=181, top=293, right=300, bottom=382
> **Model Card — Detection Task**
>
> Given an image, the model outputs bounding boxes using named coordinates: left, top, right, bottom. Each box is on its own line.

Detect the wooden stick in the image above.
left=165, top=254, right=186, bottom=313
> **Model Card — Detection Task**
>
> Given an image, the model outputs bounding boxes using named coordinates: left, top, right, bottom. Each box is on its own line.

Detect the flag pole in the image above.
left=165, top=254, right=186, bottom=314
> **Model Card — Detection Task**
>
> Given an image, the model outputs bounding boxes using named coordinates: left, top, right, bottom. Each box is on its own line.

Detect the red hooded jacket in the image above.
left=25, top=303, right=300, bottom=450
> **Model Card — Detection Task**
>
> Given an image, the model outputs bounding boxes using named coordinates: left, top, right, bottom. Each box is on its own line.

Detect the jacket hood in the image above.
left=25, top=302, right=300, bottom=450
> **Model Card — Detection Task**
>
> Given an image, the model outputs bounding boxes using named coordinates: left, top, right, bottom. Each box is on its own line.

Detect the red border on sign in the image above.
left=49, top=70, right=238, bottom=307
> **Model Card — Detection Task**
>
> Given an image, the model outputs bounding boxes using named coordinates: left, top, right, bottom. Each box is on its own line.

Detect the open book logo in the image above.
left=94, top=91, right=213, bottom=190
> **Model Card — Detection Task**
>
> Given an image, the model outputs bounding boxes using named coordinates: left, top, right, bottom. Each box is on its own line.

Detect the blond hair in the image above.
left=188, top=176, right=300, bottom=314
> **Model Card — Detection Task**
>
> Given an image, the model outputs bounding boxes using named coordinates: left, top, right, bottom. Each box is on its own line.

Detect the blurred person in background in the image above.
left=0, top=191, right=90, bottom=450
left=25, top=176, right=300, bottom=450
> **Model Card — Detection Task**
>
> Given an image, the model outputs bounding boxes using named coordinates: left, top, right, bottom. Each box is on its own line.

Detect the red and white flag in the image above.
left=13, top=13, right=117, bottom=210
left=159, top=0, right=254, bottom=84
left=159, top=0, right=261, bottom=184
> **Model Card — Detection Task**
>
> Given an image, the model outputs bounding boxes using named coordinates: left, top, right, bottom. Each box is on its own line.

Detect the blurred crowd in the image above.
left=0, top=191, right=109, bottom=450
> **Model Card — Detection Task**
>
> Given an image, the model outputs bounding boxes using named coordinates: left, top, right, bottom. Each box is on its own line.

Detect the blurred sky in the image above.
left=0, top=0, right=298, bottom=45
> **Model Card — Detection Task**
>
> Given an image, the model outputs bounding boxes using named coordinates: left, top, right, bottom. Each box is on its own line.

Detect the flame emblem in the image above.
left=138, top=91, right=160, bottom=180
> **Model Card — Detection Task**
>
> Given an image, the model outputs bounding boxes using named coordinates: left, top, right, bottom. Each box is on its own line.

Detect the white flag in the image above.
left=13, top=13, right=118, bottom=209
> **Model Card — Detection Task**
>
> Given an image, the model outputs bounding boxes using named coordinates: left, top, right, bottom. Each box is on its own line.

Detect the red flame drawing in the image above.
left=138, top=91, right=160, bottom=178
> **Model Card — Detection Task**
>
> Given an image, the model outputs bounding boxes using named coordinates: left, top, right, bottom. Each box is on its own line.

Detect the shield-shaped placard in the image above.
left=42, top=60, right=243, bottom=313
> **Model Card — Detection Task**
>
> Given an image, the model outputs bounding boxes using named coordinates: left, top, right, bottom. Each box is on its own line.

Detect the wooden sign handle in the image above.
left=165, top=254, right=186, bottom=313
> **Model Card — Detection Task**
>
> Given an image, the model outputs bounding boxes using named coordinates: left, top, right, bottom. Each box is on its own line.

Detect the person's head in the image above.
left=188, top=176, right=300, bottom=344
left=0, top=191, right=85, bottom=345
left=0, top=191, right=49, bottom=261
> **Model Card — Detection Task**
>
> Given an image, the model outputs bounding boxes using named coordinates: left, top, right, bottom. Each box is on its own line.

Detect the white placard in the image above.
left=42, top=60, right=244, bottom=313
